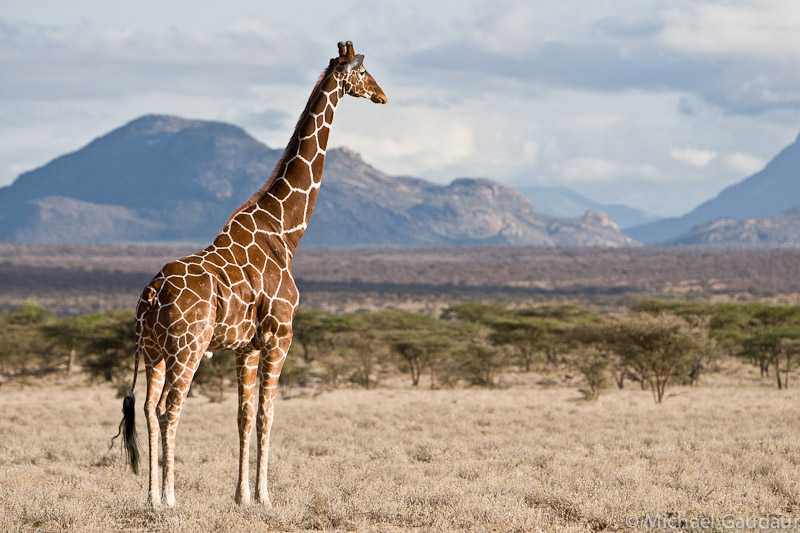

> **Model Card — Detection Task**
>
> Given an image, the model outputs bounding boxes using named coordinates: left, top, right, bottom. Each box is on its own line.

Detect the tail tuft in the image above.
left=110, top=392, right=141, bottom=474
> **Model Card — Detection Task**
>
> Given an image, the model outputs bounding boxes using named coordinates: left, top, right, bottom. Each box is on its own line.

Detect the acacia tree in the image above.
left=83, top=310, right=137, bottom=395
left=456, top=327, right=508, bottom=388
left=574, top=347, right=608, bottom=401
left=632, top=301, right=724, bottom=385
left=698, top=303, right=800, bottom=383
left=368, top=310, right=456, bottom=387
left=9, top=301, right=51, bottom=325
left=445, top=301, right=544, bottom=372
left=567, top=322, right=628, bottom=389
left=41, top=313, right=106, bottom=376
left=292, top=309, right=328, bottom=363
left=321, top=314, right=390, bottom=390
left=517, top=303, right=600, bottom=364
left=0, top=302, right=53, bottom=375
left=194, top=350, right=236, bottom=402
left=393, top=334, right=456, bottom=388
left=682, top=316, right=718, bottom=386
left=279, top=344, right=311, bottom=394
left=780, top=338, right=800, bottom=389
left=392, top=339, right=425, bottom=386
left=489, top=317, right=554, bottom=371
left=312, top=315, right=361, bottom=388
left=337, top=331, right=386, bottom=390
left=611, top=313, right=712, bottom=403
left=740, top=325, right=800, bottom=390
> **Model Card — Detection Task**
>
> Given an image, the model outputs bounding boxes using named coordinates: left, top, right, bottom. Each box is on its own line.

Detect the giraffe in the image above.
left=111, top=41, right=386, bottom=507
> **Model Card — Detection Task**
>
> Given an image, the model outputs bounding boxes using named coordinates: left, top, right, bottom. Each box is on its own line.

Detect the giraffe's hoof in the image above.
left=256, top=495, right=272, bottom=507
left=235, top=491, right=251, bottom=506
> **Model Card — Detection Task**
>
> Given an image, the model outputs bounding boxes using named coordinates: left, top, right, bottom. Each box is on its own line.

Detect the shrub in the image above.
left=610, top=313, right=712, bottom=403
left=194, top=350, right=235, bottom=402
left=574, top=348, right=608, bottom=401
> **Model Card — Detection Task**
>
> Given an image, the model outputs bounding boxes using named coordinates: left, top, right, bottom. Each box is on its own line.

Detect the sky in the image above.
left=2, top=0, right=800, bottom=217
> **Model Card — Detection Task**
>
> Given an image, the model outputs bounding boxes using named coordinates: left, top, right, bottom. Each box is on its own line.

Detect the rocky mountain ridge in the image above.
left=664, top=206, right=800, bottom=248
left=0, top=115, right=638, bottom=248
left=518, top=185, right=658, bottom=229
left=626, top=131, right=800, bottom=244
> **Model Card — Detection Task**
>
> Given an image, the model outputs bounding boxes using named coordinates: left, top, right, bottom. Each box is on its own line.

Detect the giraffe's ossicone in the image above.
left=111, top=41, right=386, bottom=508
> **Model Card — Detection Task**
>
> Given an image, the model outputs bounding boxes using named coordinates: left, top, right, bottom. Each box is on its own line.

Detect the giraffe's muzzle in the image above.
left=371, top=91, right=387, bottom=104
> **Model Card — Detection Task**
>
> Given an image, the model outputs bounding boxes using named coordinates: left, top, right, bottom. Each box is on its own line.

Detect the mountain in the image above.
left=518, top=185, right=658, bottom=229
left=664, top=206, right=800, bottom=248
left=626, top=132, right=800, bottom=244
left=0, top=115, right=638, bottom=247
left=307, top=150, right=636, bottom=247
left=0, top=115, right=281, bottom=244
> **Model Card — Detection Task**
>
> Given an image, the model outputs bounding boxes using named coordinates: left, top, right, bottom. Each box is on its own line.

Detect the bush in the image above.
left=610, top=313, right=712, bottom=403
left=83, top=310, right=137, bottom=386
left=574, top=348, right=608, bottom=401
left=194, top=350, right=235, bottom=402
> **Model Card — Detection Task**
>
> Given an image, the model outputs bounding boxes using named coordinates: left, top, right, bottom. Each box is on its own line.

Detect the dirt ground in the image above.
left=2, top=378, right=800, bottom=532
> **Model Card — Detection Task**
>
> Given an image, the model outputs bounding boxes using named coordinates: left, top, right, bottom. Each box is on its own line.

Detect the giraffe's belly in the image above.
left=207, top=320, right=258, bottom=352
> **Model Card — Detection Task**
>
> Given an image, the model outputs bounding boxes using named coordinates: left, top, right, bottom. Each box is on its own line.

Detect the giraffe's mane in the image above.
left=223, top=61, right=337, bottom=230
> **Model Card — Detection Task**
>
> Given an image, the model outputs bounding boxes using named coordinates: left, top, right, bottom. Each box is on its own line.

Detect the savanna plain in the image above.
left=3, top=371, right=800, bottom=532
left=3, top=245, right=800, bottom=532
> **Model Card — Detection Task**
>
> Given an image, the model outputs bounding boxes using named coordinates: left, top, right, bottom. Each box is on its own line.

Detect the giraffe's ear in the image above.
left=349, top=54, right=364, bottom=70
left=336, top=54, right=364, bottom=74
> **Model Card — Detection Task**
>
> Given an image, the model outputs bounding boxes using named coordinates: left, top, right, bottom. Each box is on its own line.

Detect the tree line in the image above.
left=2, top=300, right=800, bottom=403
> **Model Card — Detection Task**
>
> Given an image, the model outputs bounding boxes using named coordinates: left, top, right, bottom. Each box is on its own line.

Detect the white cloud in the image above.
left=560, top=113, right=624, bottom=133
left=670, top=147, right=717, bottom=168
left=561, top=157, right=619, bottom=183
left=522, top=141, right=539, bottom=163
left=657, top=1, right=800, bottom=61
left=466, top=3, right=541, bottom=55
left=728, top=152, right=766, bottom=175
left=333, top=104, right=476, bottom=176
left=560, top=156, right=662, bottom=185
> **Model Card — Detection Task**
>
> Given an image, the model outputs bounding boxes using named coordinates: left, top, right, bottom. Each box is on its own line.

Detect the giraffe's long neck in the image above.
left=254, top=68, right=344, bottom=252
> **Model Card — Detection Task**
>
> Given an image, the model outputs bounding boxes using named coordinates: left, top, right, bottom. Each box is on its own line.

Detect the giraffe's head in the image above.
left=333, top=41, right=387, bottom=104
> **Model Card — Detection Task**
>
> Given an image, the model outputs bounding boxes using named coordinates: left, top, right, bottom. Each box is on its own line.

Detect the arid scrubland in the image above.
left=4, top=244, right=800, bottom=531
left=3, top=244, right=800, bottom=315
left=3, top=377, right=800, bottom=532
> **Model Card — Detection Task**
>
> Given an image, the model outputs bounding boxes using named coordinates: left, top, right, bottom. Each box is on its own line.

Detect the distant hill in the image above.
left=626, top=132, right=800, bottom=244
left=664, top=206, right=800, bottom=248
left=0, top=115, right=638, bottom=248
left=518, top=185, right=658, bottom=229
left=0, top=115, right=280, bottom=244
left=307, top=149, right=636, bottom=247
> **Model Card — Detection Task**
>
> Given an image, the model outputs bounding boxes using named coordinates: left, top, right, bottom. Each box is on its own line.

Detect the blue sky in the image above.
left=2, top=0, right=800, bottom=216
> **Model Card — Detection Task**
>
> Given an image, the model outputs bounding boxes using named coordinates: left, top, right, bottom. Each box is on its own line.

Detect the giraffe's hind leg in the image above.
left=234, top=349, right=260, bottom=505
left=158, top=347, right=206, bottom=507
left=144, top=358, right=166, bottom=507
left=157, top=372, right=171, bottom=503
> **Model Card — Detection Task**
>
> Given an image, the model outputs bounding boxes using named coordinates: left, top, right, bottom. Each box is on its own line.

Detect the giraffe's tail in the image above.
left=109, top=349, right=141, bottom=474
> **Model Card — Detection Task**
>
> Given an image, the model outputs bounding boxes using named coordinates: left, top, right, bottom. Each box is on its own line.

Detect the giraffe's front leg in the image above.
left=254, top=331, right=291, bottom=505
left=234, top=349, right=260, bottom=505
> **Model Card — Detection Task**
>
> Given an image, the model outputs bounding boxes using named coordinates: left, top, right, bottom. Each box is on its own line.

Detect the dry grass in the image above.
left=2, top=379, right=800, bottom=532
